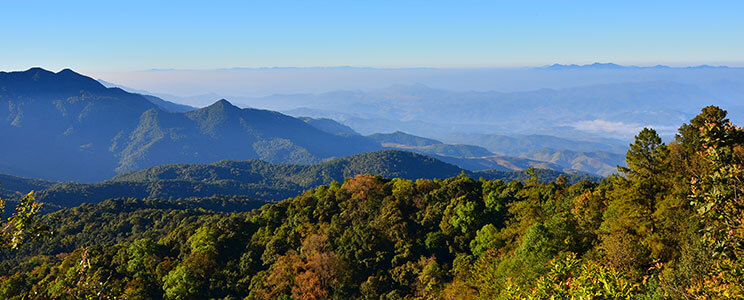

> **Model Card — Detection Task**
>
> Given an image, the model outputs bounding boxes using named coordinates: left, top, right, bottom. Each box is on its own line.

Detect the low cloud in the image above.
left=571, top=120, right=675, bottom=138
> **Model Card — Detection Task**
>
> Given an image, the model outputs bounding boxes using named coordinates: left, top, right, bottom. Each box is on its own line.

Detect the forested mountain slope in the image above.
left=0, top=174, right=55, bottom=199
left=32, top=150, right=595, bottom=210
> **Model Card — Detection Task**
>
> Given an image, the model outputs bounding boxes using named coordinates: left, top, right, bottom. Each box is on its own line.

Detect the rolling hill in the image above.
left=32, top=150, right=598, bottom=210
left=522, top=148, right=625, bottom=177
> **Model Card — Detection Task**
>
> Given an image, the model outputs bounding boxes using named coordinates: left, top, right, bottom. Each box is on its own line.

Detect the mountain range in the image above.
left=1, top=68, right=628, bottom=181
left=0, top=68, right=380, bottom=181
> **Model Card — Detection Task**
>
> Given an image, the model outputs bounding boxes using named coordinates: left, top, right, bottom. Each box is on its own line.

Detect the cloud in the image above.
left=570, top=120, right=676, bottom=138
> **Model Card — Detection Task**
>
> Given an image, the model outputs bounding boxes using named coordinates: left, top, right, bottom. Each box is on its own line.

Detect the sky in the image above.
left=1, top=0, right=743, bottom=74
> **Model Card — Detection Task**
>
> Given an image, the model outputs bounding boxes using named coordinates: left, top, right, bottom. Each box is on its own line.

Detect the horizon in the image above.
left=5, top=61, right=743, bottom=74
left=8, top=62, right=744, bottom=103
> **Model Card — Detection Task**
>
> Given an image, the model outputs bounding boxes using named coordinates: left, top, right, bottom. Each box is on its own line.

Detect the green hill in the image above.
left=34, top=150, right=594, bottom=210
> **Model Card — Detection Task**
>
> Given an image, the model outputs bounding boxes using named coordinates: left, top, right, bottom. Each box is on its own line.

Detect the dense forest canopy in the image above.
left=0, top=105, right=742, bottom=299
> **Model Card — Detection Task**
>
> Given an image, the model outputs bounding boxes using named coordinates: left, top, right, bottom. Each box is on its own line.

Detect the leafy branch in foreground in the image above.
left=0, top=191, right=49, bottom=250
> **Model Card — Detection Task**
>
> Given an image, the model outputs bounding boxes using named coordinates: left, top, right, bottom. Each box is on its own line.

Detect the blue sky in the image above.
left=2, top=1, right=743, bottom=73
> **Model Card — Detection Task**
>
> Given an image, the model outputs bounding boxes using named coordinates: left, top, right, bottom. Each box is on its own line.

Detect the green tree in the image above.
left=0, top=191, right=48, bottom=250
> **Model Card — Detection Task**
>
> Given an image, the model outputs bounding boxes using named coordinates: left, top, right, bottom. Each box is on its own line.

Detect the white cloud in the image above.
left=570, top=120, right=676, bottom=138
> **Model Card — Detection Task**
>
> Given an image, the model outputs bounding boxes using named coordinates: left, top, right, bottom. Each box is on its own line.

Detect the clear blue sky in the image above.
left=2, top=0, right=743, bottom=73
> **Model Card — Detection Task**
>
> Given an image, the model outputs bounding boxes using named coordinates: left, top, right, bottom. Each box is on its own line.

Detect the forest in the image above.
left=0, top=105, right=742, bottom=299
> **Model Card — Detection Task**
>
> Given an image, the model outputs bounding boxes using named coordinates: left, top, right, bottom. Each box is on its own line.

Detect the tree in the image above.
left=686, top=106, right=744, bottom=298
left=0, top=191, right=48, bottom=250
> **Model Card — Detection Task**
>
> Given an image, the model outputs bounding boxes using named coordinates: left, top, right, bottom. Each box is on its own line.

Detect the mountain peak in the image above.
left=26, top=67, right=54, bottom=73
left=192, top=99, right=243, bottom=118
left=57, top=68, right=80, bottom=75
left=208, top=99, right=240, bottom=110
left=0, top=67, right=106, bottom=92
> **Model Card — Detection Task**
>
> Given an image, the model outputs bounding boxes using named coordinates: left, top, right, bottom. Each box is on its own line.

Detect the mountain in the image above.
left=0, top=68, right=381, bottom=181
left=367, top=131, right=620, bottom=175
left=544, top=63, right=730, bottom=70
left=117, top=99, right=381, bottom=173
left=368, top=131, right=443, bottom=146
left=0, top=173, right=56, bottom=199
left=369, top=131, right=496, bottom=159
left=434, top=154, right=567, bottom=172
left=443, top=133, right=627, bottom=156
left=299, top=117, right=360, bottom=135
left=97, top=79, right=196, bottom=112
left=273, top=81, right=740, bottom=140
left=545, top=62, right=627, bottom=69
left=403, top=144, right=493, bottom=158
left=0, top=68, right=161, bottom=181
left=33, top=150, right=597, bottom=210
left=139, top=94, right=196, bottom=113
left=34, top=150, right=460, bottom=208
left=522, top=148, right=625, bottom=177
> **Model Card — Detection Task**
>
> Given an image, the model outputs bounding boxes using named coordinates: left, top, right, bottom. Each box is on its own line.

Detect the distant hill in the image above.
left=97, top=79, right=196, bottom=112
left=34, top=150, right=597, bottom=210
left=366, top=132, right=623, bottom=175
left=368, top=131, right=443, bottom=146
left=275, top=81, right=739, bottom=141
left=444, top=133, right=626, bottom=156
left=140, top=94, right=196, bottom=113
left=0, top=68, right=380, bottom=181
left=522, top=148, right=625, bottom=177
left=407, top=144, right=493, bottom=157
left=434, top=154, right=567, bottom=172
left=299, top=117, right=360, bottom=135
left=369, top=131, right=496, bottom=159
left=0, top=174, right=56, bottom=199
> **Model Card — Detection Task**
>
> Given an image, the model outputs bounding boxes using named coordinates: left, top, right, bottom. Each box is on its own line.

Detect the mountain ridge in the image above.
left=30, top=150, right=598, bottom=210
left=0, top=68, right=381, bottom=181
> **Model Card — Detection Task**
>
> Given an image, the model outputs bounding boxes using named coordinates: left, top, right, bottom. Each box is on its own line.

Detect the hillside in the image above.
left=435, top=154, right=568, bottom=172
left=444, top=133, right=626, bottom=156
left=0, top=68, right=380, bottom=181
left=368, top=131, right=443, bottom=146
left=522, top=148, right=625, bottom=176
left=34, top=150, right=594, bottom=210
left=97, top=79, right=196, bottom=112
left=117, top=99, right=381, bottom=172
left=0, top=174, right=56, bottom=199
left=299, top=117, right=360, bottom=136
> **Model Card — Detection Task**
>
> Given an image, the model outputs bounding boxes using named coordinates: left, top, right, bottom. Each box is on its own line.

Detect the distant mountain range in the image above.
left=0, top=68, right=631, bottom=181
left=100, top=63, right=744, bottom=104
left=271, top=81, right=744, bottom=142
left=522, top=148, right=625, bottom=176
left=542, top=62, right=731, bottom=70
